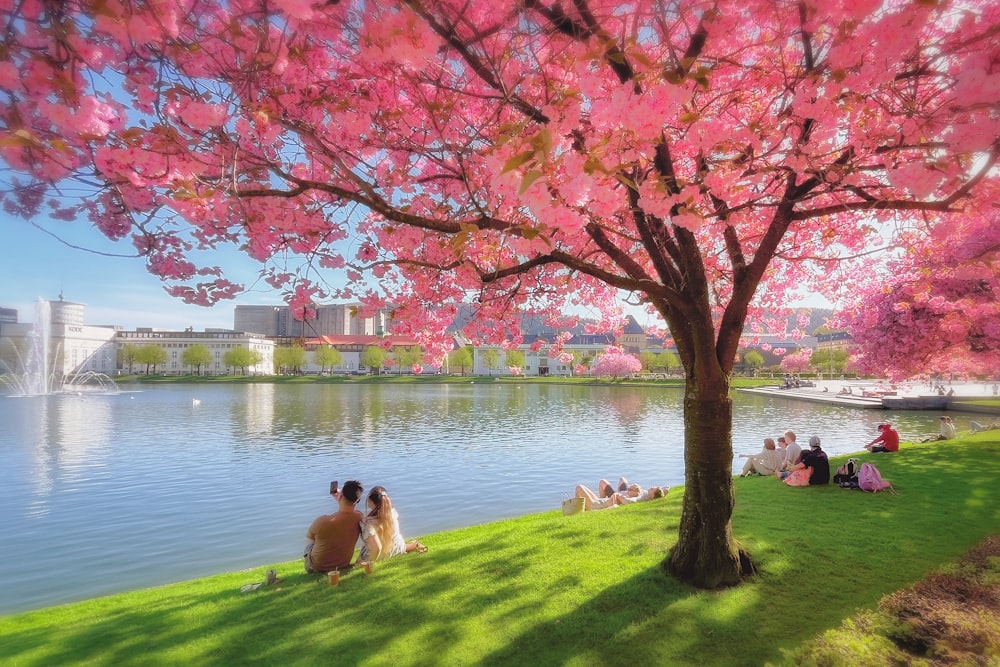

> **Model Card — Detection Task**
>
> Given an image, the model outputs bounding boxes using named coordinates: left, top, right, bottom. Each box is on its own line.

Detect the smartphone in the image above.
left=329, top=481, right=339, bottom=495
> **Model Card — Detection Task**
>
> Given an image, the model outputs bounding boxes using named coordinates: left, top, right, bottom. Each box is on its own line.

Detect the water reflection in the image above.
left=0, top=382, right=968, bottom=615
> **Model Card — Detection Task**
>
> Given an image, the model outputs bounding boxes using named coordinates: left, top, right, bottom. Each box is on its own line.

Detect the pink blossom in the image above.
left=179, top=101, right=227, bottom=131
left=591, top=346, right=642, bottom=378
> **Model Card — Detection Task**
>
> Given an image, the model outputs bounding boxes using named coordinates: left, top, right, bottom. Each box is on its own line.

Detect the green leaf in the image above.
left=519, top=169, right=544, bottom=195
left=613, top=173, right=638, bottom=191
left=501, top=151, right=535, bottom=174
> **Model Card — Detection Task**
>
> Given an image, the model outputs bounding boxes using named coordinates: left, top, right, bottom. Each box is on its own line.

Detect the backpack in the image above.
left=857, top=462, right=894, bottom=493
left=833, top=457, right=859, bottom=484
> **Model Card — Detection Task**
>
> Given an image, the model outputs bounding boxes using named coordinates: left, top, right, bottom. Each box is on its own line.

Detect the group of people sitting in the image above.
left=738, top=422, right=910, bottom=488
left=573, top=477, right=668, bottom=511
left=739, top=430, right=830, bottom=486
left=303, top=480, right=427, bottom=575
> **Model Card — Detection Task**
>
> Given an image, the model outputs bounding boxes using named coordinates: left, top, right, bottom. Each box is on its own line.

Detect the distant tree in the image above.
left=572, top=351, right=594, bottom=372
left=779, top=350, right=813, bottom=374
left=658, top=351, right=681, bottom=374
left=506, top=349, right=526, bottom=374
left=223, top=347, right=255, bottom=375
left=393, top=346, right=422, bottom=374
left=639, top=351, right=658, bottom=371
left=360, top=346, right=388, bottom=374
left=481, top=349, right=501, bottom=376
left=248, top=350, right=263, bottom=374
left=591, top=347, right=643, bottom=379
left=743, top=350, right=765, bottom=375
left=117, top=344, right=140, bottom=375
left=272, top=347, right=290, bottom=374
left=136, top=345, right=167, bottom=374
left=449, top=346, right=474, bottom=376
left=274, top=345, right=307, bottom=374
left=844, top=202, right=1000, bottom=378
left=314, top=346, right=344, bottom=373
left=810, top=348, right=849, bottom=378
left=181, top=344, right=212, bottom=375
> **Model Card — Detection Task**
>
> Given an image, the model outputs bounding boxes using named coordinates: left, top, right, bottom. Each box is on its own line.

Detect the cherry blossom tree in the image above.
left=590, top=346, right=643, bottom=378
left=841, top=197, right=1000, bottom=379
left=779, top=349, right=813, bottom=374
left=1, top=0, right=998, bottom=588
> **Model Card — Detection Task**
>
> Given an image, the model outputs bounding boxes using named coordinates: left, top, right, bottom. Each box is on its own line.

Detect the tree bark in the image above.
left=664, top=380, right=755, bottom=588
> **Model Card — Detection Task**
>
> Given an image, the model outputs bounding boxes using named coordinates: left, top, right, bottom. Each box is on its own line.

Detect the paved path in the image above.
left=740, top=379, right=1000, bottom=411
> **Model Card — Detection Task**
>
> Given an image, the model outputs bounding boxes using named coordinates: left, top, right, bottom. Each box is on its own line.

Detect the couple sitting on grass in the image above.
left=303, top=480, right=427, bottom=574
left=574, top=477, right=668, bottom=510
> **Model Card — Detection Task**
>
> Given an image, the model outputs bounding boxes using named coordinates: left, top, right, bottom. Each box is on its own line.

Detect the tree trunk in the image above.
left=664, top=381, right=755, bottom=588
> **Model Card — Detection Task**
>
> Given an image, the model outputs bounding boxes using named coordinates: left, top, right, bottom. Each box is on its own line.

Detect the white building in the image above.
left=0, top=298, right=274, bottom=379
left=0, top=298, right=119, bottom=378
left=117, top=329, right=274, bottom=376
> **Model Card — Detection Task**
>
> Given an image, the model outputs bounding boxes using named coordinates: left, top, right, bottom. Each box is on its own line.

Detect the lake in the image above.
left=0, top=382, right=959, bottom=615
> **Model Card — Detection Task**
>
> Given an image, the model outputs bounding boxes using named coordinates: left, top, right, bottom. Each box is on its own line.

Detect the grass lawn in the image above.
left=2, top=435, right=997, bottom=666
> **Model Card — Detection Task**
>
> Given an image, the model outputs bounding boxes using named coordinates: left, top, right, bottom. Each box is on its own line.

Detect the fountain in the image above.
left=0, top=298, right=119, bottom=396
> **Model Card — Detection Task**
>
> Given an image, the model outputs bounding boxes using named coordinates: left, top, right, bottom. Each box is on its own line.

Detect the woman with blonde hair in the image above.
left=359, top=486, right=427, bottom=562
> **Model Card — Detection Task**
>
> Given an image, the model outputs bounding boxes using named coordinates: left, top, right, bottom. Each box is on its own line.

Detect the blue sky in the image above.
left=2, top=215, right=829, bottom=333
left=1, top=216, right=285, bottom=330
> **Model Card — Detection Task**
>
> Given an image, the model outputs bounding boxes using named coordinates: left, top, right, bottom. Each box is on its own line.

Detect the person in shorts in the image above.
left=303, top=480, right=364, bottom=573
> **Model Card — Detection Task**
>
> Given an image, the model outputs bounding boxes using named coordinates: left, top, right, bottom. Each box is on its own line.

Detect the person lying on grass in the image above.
left=615, top=478, right=668, bottom=503
left=576, top=480, right=667, bottom=510
left=358, top=486, right=427, bottom=561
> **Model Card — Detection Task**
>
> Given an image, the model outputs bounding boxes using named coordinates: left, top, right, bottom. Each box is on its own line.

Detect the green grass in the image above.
left=954, top=398, right=1000, bottom=408
left=2, top=435, right=997, bottom=666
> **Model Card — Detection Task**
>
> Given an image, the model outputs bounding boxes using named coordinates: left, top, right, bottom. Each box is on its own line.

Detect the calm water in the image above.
left=0, top=382, right=961, bottom=615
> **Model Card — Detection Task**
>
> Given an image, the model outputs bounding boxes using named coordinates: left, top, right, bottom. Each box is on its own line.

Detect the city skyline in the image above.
left=2, top=217, right=830, bottom=333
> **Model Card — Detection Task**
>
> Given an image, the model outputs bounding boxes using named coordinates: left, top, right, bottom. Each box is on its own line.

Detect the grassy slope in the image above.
left=1, top=435, right=997, bottom=667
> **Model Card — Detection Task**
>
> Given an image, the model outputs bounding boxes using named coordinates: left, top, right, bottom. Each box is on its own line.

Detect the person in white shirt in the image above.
left=782, top=430, right=802, bottom=471
left=939, top=416, right=957, bottom=440
left=739, top=438, right=785, bottom=476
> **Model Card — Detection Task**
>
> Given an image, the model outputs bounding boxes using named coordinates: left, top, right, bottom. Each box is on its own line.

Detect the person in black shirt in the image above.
left=800, top=435, right=830, bottom=485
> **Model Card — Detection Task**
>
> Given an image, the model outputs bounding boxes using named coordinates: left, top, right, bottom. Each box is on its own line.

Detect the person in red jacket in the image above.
left=865, top=423, right=900, bottom=453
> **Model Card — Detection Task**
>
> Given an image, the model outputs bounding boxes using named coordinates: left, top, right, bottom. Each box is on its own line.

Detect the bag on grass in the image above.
left=562, top=496, right=584, bottom=515
left=858, top=462, right=894, bottom=493
left=833, top=457, right=860, bottom=484
left=783, top=467, right=812, bottom=487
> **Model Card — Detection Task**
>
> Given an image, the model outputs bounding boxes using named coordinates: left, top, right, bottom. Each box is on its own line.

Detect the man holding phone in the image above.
left=303, top=479, right=364, bottom=573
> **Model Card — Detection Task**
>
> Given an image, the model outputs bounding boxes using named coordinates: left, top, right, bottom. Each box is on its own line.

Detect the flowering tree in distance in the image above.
left=2, top=1, right=998, bottom=588
left=779, top=349, right=813, bottom=374
left=842, top=190, right=1000, bottom=378
left=591, top=346, right=643, bottom=378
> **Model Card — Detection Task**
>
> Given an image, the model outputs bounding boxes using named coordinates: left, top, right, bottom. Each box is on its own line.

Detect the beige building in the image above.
left=235, top=304, right=387, bottom=338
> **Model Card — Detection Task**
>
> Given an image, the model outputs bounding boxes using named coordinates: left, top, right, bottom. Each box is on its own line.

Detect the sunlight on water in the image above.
left=0, top=382, right=963, bottom=614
